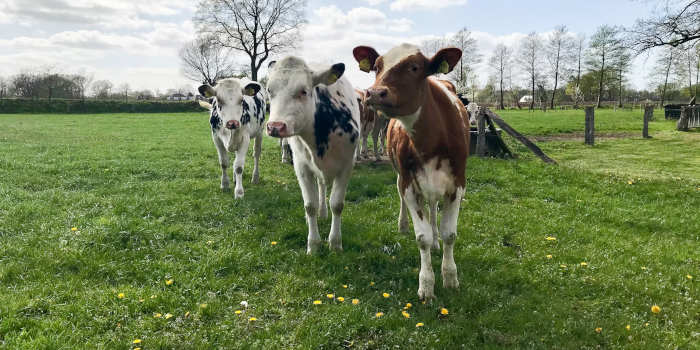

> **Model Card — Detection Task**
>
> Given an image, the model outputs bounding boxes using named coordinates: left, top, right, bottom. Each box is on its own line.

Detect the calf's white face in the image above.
left=266, top=57, right=345, bottom=138
left=199, top=78, right=261, bottom=130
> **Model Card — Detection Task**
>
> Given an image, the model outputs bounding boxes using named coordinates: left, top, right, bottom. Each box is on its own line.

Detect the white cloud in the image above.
left=390, top=0, right=467, bottom=12
left=362, top=0, right=389, bottom=5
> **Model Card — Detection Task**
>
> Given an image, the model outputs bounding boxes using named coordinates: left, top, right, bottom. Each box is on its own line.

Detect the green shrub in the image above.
left=0, top=99, right=205, bottom=114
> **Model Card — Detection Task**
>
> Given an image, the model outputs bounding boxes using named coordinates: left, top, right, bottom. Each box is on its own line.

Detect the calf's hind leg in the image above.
left=439, top=188, right=464, bottom=289
left=251, top=133, right=262, bottom=184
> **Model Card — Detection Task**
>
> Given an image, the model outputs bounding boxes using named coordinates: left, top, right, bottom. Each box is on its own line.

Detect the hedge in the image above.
left=0, top=99, right=206, bottom=114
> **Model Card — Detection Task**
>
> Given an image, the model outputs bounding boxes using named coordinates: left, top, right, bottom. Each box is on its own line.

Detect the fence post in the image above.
left=584, top=106, right=595, bottom=145
left=643, top=105, right=653, bottom=138
left=476, top=108, right=487, bottom=157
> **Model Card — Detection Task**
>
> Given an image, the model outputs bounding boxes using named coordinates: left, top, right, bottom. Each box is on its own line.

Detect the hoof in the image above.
left=234, top=188, right=244, bottom=199
left=398, top=222, right=410, bottom=234
left=417, top=288, right=435, bottom=302
left=329, top=239, right=343, bottom=252
left=251, top=174, right=260, bottom=184
left=221, top=186, right=231, bottom=192
left=307, top=240, right=322, bottom=255
left=443, top=276, right=459, bottom=289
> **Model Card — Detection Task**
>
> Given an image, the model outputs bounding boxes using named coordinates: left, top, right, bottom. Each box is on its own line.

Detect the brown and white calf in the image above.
left=266, top=57, right=360, bottom=254
left=354, top=43, right=469, bottom=300
left=354, top=88, right=376, bottom=160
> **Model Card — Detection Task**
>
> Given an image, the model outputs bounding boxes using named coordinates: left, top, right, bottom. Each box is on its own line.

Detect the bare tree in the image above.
left=448, top=28, right=481, bottom=94
left=614, top=46, right=633, bottom=107
left=586, top=25, right=624, bottom=108
left=650, top=46, right=677, bottom=106
left=420, top=37, right=449, bottom=57
left=92, top=80, right=113, bottom=99
left=0, top=76, right=8, bottom=98
left=545, top=25, right=575, bottom=109
left=194, top=0, right=306, bottom=81
left=489, top=44, right=512, bottom=110
left=71, top=71, right=94, bottom=101
left=627, top=0, right=700, bottom=53
left=118, top=83, right=130, bottom=102
left=518, top=32, right=543, bottom=110
left=180, top=36, right=236, bottom=85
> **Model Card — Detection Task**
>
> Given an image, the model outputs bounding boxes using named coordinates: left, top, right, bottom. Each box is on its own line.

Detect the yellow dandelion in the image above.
left=271, top=241, right=278, bottom=245
left=150, top=295, right=157, bottom=299
left=651, top=305, right=661, bottom=314
left=165, top=279, right=174, bottom=286
left=235, top=310, right=242, bottom=314
left=351, top=299, right=359, bottom=305
left=546, top=254, right=553, bottom=259
left=560, top=264, right=567, bottom=268
left=117, top=293, right=125, bottom=299
left=249, top=317, right=257, bottom=322
left=184, top=311, right=190, bottom=318
left=404, top=303, right=412, bottom=309
left=342, top=284, right=348, bottom=288
left=440, top=308, right=449, bottom=315
left=326, top=294, right=334, bottom=299
left=627, top=180, right=633, bottom=185
left=133, top=339, right=141, bottom=344
left=164, top=313, right=173, bottom=320
left=382, top=292, right=390, bottom=298
left=416, top=322, right=424, bottom=328
left=375, top=312, right=384, bottom=318
left=154, top=313, right=162, bottom=318
left=200, top=303, right=207, bottom=309
left=135, top=348, right=141, bottom=350
left=138, top=298, right=144, bottom=303
left=370, top=281, right=375, bottom=286
left=644, top=322, right=649, bottom=327
left=71, top=227, right=78, bottom=231
left=580, top=262, right=588, bottom=267
left=687, top=274, right=693, bottom=280
left=313, top=300, right=322, bottom=305
left=337, top=297, right=345, bottom=302
left=595, top=327, right=602, bottom=333
left=206, top=240, right=213, bottom=245
left=545, top=236, right=556, bottom=241
left=641, top=266, right=647, bottom=270
left=402, top=311, right=410, bottom=318
left=625, top=324, right=631, bottom=331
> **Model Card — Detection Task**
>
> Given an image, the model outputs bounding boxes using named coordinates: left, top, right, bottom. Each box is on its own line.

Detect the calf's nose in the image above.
left=226, top=120, right=240, bottom=129
left=366, top=87, right=389, bottom=103
left=267, top=121, right=288, bottom=137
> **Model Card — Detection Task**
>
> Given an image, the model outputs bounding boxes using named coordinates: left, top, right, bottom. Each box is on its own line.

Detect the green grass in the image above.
left=0, top=111, right=698, bottom=349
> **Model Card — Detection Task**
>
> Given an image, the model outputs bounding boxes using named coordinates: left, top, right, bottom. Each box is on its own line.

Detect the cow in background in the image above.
left=198, top=78, right=266, bottom=198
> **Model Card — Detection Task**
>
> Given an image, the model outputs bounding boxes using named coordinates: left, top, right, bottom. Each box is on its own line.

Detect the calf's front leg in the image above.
left=404, top=186, right=435, bottom=301
left=295, top=165, right=321, bottom=254
left=251, top=133, right=262, bottom=184
left=213, top=137, right=230, bottom=191
left=232, top=136, right=250, bottom=199
left=439, top=187, right=464, bottom=289
left=328, top=173, right=350, bottom=251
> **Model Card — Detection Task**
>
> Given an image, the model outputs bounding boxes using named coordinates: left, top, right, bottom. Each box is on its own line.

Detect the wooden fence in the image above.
left=678, top=105, right=700, bottom=130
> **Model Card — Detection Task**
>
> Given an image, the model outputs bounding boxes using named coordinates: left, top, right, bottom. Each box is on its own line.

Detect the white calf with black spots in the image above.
left=198, top=78, right=266, bottom=199
left=266, top=56, right=360, bottom=254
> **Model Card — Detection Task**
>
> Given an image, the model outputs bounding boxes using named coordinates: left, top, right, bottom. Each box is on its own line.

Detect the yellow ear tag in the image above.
left=359, top=58, right=371, bottom=72
left=328, top=73, right=338, bottom=84
left=438, top=60, right=449, bottom=74
left=245, top=88, right=255, bottom=96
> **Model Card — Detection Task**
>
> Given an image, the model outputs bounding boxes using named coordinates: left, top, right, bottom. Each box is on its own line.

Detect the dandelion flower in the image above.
left=560, top=264, right=567, bottom=268
left=625, top=324, right=631, bottom=331
left=327, top=294, right=334, bottom=299
left=580, top=262, right=588, bottom=267
left=404, top=303, right=412, bottom=309
left=440, top=308, right=448, bottom=315
left=382, top=293, right=390, bottom=298
left=133, top=339, right=141, bottom=344
left=150, top=294, right=157, bottom=299
left=235, top=310, right=242, bottom=315
left=240, top=301, right=248, bottom=308
left=117, top=293, right=125, bottom=299
left=271, top=241, right=278, bottom=245
left=687, top=274, right=693, bottom=280
left=184, top=311, right=190, bottom=318
left=165, top=279, right=174, bottom=286
left=644, top=322, right=649, bottom=327
left=416, top=322, right=424, bottom=328
left=337, top=297, right=345, bottom=302
left=139, top=298, right=144, bottom=303
left=641, top=266, right=647, bottom=270
left=370, top=281, right=375, bottom=286
left=154, top=313, right=162, bottom=318
left=342, top=284, right=348, bottom=289
left=627, top=180, right=633, bottom=185
left=249, top=317, right=257, bottom=322
left=546, top=254, right=553, bottom=259
left=352, top=299, right=359, bottom=305
left=545, top=236, right=556, bottom=241
left=402, top=311, right=410, bottom=318
left=164, top=313, right=173, bottom=320
left=200, top=303, right=208, bottom=309
left=313, top=300, right=322, bottom=305
left=375, top=312, right=384, bottom=318
left=595, top=327, right=602, bottom=333
left=206, top=240, right=213, bottom=245
left=651, top=305, right=661, bottom=314
left=135, top=348, right=141, bottom=350
left=71, top=227, right=78, bottom=231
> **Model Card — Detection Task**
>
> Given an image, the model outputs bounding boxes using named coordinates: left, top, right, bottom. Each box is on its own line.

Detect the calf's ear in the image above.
left=353, top=46, right=379, bottom=72
left=198, top=84, right=216, bottom=98
left=242, top=82, right=261, bottom=96
left=427, top=48, right=462, bottom=76
left=312, top=63, right=345, bottom=86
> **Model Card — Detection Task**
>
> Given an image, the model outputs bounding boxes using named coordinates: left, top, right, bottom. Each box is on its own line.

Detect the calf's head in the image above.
left=352, top=44, right=461, bottom=117
left=266, top=56, right=345, bottom=138
left=198, top=78, right=261, bottom=130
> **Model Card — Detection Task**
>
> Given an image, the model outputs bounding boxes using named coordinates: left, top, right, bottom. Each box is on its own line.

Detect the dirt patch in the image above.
left=533, top=132, right=638, bottom=142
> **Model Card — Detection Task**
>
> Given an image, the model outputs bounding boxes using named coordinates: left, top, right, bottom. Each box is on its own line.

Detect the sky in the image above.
left=0, top=0, right=662, bottom=94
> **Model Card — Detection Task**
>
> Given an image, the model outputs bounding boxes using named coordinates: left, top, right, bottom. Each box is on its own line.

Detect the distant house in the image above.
left=519, top=95, right=533, bottom=104
left=166, top=92, right=194, bottom=101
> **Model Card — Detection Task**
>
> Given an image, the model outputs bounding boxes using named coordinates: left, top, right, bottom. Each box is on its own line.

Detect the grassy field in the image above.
left=0, top=110, right=698, bottom=349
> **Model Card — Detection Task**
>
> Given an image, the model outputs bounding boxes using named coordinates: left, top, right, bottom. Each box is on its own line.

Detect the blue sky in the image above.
left=0, top=0, right=659, bottom=92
